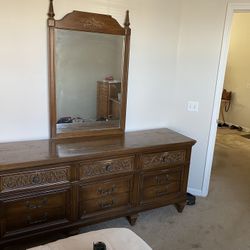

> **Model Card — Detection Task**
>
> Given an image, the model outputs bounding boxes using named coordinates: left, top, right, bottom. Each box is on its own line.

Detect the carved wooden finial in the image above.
left=124, top=10, right=130, bottom=28
left=48, top=0, right=55, bottom=19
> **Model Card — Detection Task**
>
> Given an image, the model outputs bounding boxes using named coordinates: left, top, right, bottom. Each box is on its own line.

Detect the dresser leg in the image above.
left=175, top=202, right=185, bottom=213
left=127, top=214, right=138, bottom=226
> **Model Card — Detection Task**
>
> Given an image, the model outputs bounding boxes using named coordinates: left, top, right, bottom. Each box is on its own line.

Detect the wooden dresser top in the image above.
left=0, top=128, right=196, bottom=170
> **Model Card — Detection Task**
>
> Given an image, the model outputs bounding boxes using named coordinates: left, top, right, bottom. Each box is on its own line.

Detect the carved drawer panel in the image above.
left=142, top=150, right=186, bottom=170
left=80, top=193, right=130, bottom=217
left=0, top=166, right=70, bottom=192
left=143, top=170, right=181, bottom=189
left=142, top=181, right=181, bottom=202
left=80, top=177, right=131, bottom=201
left=4, top=191, right=70, bottom=233
left=79, top=157, right=134, bottom=180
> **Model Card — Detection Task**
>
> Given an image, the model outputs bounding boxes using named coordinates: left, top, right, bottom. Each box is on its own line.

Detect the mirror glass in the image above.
left=54, top=29, right=124, bottom=134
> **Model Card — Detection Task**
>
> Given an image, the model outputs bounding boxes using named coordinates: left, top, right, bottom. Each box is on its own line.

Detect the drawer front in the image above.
left=142, top=150, right=185, bottom=170
left=79, top=157, right=134, bottom=180
left=0, top=166, right=70, bottom=192
left=142, top=182, right=181, bottom=201
left=79, top=176, right=133, bottom=217
left=80, top=193, right=130, bottom=216
left=3, top=190, right=70, bottom=233
left=143, top=170, right=181, bottom=188
left=80, top=178, right=130, bottom=201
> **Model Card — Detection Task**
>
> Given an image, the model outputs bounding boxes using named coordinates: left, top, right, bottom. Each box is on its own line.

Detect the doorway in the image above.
left=202, top=4, right=250, bottom=196
left=219, top=12, right=250, bottom=132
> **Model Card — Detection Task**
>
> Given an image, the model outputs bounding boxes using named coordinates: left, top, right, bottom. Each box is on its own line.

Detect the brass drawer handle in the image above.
left=32, top=175, right=40, bottom=184
left=99, top=199, right=114, bottom=209
left=27, top=212, right=48, bottom=225
left=156, top=175, right=169, bottom=185
left=156, top=190, right=168, bottom=197
left=161, top=155, right=168, bottom=163
left=105, top=164, right=113, bottom=172
left=98, top=185, right=116, bottom=196
left=26, top=197, right=48, bottom=209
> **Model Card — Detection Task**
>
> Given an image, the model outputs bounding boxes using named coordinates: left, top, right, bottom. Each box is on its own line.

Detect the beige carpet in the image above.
left=6, top=128, right=250, bottom=250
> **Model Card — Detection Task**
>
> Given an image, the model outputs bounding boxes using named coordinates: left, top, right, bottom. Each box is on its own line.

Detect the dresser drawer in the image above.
left=142, top=150, right=186, bottom=170
left=80, top=178, right=131, bottom=201
left=80, top=193, right=130, bottom=216
left=142, top=182, right=181, bottom=202
left=0, top=166, right=70, bottom=192
left=3, top=190, right=71, bottom=233
left=143, top=170, right=181, bottom=188
left=79, top=157, right=134, bottom=180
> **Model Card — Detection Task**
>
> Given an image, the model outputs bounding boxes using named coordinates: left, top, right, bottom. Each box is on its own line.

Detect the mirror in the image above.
left=55, top=30, right=124, bottom=134
left=48, top=1, right=131, bottom=139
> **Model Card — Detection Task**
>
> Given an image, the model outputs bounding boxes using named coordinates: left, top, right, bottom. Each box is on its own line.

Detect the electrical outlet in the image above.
left=187, top=101, right=199, bottom=112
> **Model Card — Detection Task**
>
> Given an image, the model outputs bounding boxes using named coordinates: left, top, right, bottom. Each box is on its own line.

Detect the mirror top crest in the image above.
left=47, top=0, right=130, bottom=34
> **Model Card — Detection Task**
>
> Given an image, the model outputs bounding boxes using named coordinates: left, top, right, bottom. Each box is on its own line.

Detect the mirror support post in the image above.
left=48, top=0, right=56, bottom=138
left=120, top=11, right=131, bottom=131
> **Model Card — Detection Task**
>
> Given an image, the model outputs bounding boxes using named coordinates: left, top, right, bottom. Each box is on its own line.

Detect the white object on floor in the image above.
left=27, top=228, right=152, bottom=250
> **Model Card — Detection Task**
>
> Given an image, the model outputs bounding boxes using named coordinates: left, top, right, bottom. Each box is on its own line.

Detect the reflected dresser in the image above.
left=96, top=81, right=121, bottom=120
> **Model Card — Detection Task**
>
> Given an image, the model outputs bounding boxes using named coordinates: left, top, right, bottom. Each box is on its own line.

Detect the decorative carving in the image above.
left=80, top=158, right=133, bottom=179
left=142, top=150, right=186, bottom=169
left=80, top=17, right=104, bottom=29
left=1, top=167, right=70, bottom=192
left=54, top=11, right=125, bottom=35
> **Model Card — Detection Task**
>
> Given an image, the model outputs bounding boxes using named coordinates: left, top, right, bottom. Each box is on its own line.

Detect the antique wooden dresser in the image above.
left=0, top=128, right=195, bottom=246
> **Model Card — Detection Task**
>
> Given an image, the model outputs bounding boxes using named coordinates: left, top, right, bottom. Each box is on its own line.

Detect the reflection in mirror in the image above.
left=54, top=29, right=124, bottom=134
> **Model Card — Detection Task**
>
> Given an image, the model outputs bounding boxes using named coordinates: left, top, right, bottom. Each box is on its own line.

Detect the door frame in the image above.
left=202, top=3, right=250, bottom=196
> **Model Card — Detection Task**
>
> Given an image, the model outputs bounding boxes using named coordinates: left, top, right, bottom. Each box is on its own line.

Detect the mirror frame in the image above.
left=47, top=0, right=131, bottom=139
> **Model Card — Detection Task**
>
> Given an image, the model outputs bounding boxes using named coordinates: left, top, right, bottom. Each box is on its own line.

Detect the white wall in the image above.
left=2, top=0, right=250, bottom=195
left=0, top=0, right=181, bottom=141
left=170, top=0, right=229, bottom=194
left=170, top=0, right=250, bottom=195
left=223, top=13, right=250, bottom=130
left=125, top=0, right=182, bottom=130
left=0, top=1, right=49, bottom=141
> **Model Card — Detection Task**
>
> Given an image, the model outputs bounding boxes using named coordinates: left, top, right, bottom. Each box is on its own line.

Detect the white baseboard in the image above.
left=187, top=187, right=204, bottom=197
